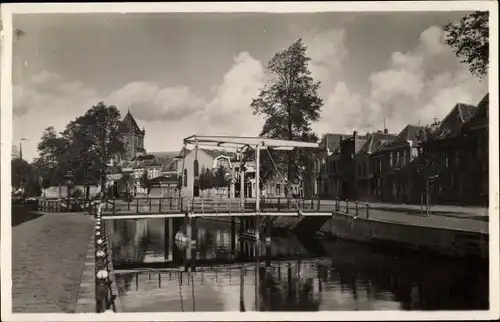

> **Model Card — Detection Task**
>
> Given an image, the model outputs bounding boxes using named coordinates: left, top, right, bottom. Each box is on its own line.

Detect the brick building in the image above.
left=459, top=93, right=489, bottom=206
left=371, top=125, right=426, bottom=203
left=356, top=131, right=397, bottom=201
left=418, top=102, right=478, bottom=205
left=338, top=131, right=371, bottom=200
left=310, top=133, right=350, bottom=199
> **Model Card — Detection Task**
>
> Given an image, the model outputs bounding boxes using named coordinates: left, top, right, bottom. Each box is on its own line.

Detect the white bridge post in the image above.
left=255, top=144, right=261, bottom=212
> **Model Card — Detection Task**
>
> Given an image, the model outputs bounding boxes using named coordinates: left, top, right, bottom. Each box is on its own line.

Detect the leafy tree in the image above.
left=251, top=39, right=322, bottom=195
left=199, top=166, right=215, bottom=191
left=61, top=102, right=127, bottom=191
left=444, top=11, right=489, bottom=78
left=213, top=164, right=231, bottom=192
left=11, top=158, right=31, bottom=191
left=34, top=126, right=69, bottom=189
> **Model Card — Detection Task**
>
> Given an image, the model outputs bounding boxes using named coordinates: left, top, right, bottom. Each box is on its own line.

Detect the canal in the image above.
left=110, top=217, right=488, bottom=312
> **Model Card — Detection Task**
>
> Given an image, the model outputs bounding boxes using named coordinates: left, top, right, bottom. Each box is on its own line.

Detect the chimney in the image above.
left=353, top=130, right=358, bottom=138
left=384, top=128, right=388, bottom=134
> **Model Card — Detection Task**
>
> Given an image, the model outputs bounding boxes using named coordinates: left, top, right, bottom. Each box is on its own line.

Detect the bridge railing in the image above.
left=36, top=197, right=101, bottom=213
left=100, top=196, right=372, bottom=218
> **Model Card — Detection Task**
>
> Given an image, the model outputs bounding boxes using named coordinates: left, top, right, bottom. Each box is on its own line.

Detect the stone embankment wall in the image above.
left=318, top=213, right=488, bottom=258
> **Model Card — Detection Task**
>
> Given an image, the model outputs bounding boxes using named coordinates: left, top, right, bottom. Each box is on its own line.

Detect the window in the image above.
left=389, top=153, right=393, bottom=167
left=276, top=184, right=281, bottom=195
left=363, top=163, right=367, bottom=176
left=396, top=151, right=400, bottom=167
left=324, top=181, right=329, bottom=193
left=184, top=169, right=188, bottom=187
left=333, top=162, right=337, bottom=173
left=444, top=153, right=449, bottom=168
left=403, top=150, right=407, bottom=166
left=455, top=151, right=460, bottom=168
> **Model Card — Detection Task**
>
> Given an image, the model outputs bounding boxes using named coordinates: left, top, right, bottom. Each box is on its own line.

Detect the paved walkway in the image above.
left=12, top=212, right=94, bottom=313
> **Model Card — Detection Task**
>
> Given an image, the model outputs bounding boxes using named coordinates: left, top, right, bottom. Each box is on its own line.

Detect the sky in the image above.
left=10, top=11, right=489, bottom=162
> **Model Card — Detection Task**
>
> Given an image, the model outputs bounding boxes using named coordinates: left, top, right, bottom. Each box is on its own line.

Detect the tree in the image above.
left=61, top=102, right=127, bottom=192
left=213, top=164, right=231, bottom=192
left=34, top=126, right=69, bottom=190
left=444, top=11, right=489, bottom=79
left=251, top=39, right=322, bottom=195
left=199, top=166, right=215, bottom=192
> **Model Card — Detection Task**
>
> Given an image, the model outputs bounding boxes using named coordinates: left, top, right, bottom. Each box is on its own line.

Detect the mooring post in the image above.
left=366, top=203, right=370, bottom=219
left=240, top=266, right=245, bottom=312
left=346, top=199, right=349, bottom=214
left=136, top=198, right=139, bottom=213
left=355, top=201, right=358, bottom=217
left=164, top=218, right=169, bottom=262
left=317, top=197, right=321, bottom=211
left=112, top=196, right=116, bottom=214
left=231, top=217, right=236, bottom=253
left=149, top=197, right=152, bottom=211
left=159, top=198, right=162, bottom=213
left=190, top=216, right=197, bottom=272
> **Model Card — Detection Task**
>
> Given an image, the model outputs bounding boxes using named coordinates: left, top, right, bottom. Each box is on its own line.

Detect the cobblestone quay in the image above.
left=12, top=212, right=94, bottom=313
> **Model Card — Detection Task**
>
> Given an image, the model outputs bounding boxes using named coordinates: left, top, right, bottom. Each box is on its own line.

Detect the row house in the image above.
left=356, top=130, right=397, bottom=201
left=371, top=125, right=426, bottom=203
left=459, top=94, right=489, bottom=206
left=420, top=95, right=487, bottom=206
left=338, top=131, right=372, bottom=200
left=419, top=102, right=478, bottom=204
left=310, top=133, right=350, bottom=199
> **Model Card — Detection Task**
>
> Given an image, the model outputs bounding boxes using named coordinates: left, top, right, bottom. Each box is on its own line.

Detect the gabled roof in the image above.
left=121, top=111, right=143, bottom=133
left=149, top=151, right=180, bottom=159
left=175, top=147, right=192, bottom=158
left=200, top=148, right=237, bottom=160
left=430, top=103, right=477, bottom=140
left=376, top=125, right=425, bottom=152
left=359, top=132, right=398, bottom=154
left=465, top=93, right=488, bottom=130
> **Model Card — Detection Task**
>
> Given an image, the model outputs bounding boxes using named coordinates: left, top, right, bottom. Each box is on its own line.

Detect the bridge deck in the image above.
left=99, top=197, right=365, bottom=219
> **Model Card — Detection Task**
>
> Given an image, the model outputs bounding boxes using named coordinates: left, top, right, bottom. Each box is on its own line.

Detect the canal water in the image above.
left=110, top=218, right=488, bottom=312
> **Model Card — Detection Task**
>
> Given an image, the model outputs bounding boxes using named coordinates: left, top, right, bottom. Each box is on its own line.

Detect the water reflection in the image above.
left=110, top=217, right=488, bottom=312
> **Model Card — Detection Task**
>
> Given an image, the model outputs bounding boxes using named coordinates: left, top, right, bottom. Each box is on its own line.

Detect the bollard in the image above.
left=355, top=201, right=358, bottom=217
left=366, top=203, right=370, bottom=219
left=127, top=197, right=130, bottom=211
left=346, top=199, right=349, bottom=214
left=159, top=198, right=162, bottom=213
left=277, top=197, right=281, bottom=211
left=136, top=198, right=139, bottom=213
left=170, top=197, right=173, bottom=210
left=112, top=196, right=116, bottom=214
left=96, top=269, right=109, bottom=312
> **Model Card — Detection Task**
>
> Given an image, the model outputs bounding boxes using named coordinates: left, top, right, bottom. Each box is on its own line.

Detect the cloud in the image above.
left=106, top=82, right=205, bottom=122
left=324, top=25, right=488, bottom=136
left=315, top=82, right=364, bottom=135
left=13, top=52, right=267, bottom=161
left=304, top=28, right=347, bottom=87
left=203, top=52, right=265, bottom=135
